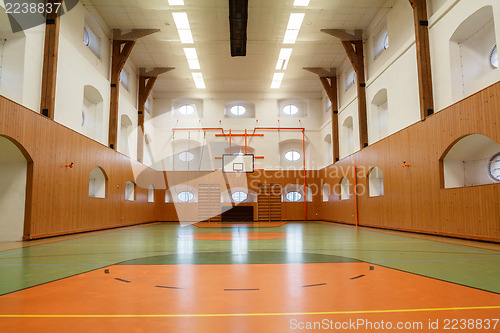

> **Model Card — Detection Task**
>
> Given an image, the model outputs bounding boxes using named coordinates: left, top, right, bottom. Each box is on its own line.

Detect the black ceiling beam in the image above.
left=229, top=0, right=248, bottom=57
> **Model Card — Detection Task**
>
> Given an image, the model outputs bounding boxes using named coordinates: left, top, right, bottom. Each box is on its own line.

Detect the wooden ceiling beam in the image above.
left=113, top=29, right=160, bottom=41
left=139, top=67, right=175, bottom=78
left=303, top=67, right=336, bottom=78
left=321, top=29, right=362, bottom=41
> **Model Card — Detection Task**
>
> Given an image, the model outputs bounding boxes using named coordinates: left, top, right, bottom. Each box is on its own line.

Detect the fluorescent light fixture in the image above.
left=283, top=13, right=305, bottom=44
left=168, top=0, right=184, bottom=5
left=287, top=13, right=305, bottom=30
left=192, top=72, right=206, bottom=89
left=270, top=73, right=285, bottom=89
left=293, top=0, right=310, bottom=6
left=184, top=48, right=201, bottom=69
left=276, top=48, right=293, bottom=70
left=172, top=12, right=194, bottom=43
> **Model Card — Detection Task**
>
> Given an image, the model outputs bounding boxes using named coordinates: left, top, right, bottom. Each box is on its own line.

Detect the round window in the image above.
left=179, top=105, right=195, bottom=115
left=83, top=27, right=90, bottom=46
left=231, top=191, right=248, bottom=202
left=81, top=111, right=85, bottom=126
left=488, top=152, right=500, bottom=182
left=286, top=191, right=302, bottom=202
left=177, top=191, right=194, bottom=202
left=178, top=151, right=195, bottom=162
left=490, top=45, right=498, bottom=69
left=230, top=105, right=246, bottom=116
left=283, top=104, right=299, bottom=115
left=284, top=150, right=301, bottom=162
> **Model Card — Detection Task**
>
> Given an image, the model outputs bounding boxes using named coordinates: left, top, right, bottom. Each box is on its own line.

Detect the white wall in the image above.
left=0, top=137, right=27, bottom=242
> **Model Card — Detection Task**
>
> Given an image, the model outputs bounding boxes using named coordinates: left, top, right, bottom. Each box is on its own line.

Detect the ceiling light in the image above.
left=271, top=73, right=285, bottom=89
left=168, top=0, right=184, bottom=5
left=287, top=13, right=305, bottom=30
left=192, top=73, right=206, bottom=89
left=283, top=13, right=305, bottom=44
left=276, top=48, right=293, bottom=70
left=293, top=0, right=310, bottom=6
left=183, top=48, right=201, bottom=69
left=172, top=12, right=194, bottom=43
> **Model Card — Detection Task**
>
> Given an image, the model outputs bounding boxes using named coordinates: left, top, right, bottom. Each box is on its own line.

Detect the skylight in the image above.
left=184, top=48, right=200, bottom=70
left=276, top=48, right=293, bottom=70
left=271, top=73, right=285, bottom=89
left=192, top=73, right=206, bottom=89
left=283, top=13, right=305, bottom=44
left=172, top=12, right=194, bottom=43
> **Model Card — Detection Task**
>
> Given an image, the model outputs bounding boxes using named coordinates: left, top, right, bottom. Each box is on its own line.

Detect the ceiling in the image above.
left=83, top=0, right=393, bottom=99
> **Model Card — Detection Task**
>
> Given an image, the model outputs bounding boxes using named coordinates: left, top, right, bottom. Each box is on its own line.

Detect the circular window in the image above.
left=83, top=27, right=90, bottom=46
left=81, top=111, right=85, bottom=126
left=231, top=191, right=248, bottom=202
left=488, top=152, right=500, bottom=182
left=286, top=191, right=302, bottom=202
left=283, top=104, right=299, bottom=115
left=177, top=191, right=194, bottom=202
left=179, top=105, right=195, bottom=115
left=490, top=45, right=498, bottom=69
left=230, top=105, right=246, bottom=116
left=284, top=150, right=301, bottom=162
left=178, top=151, right=194, bottom=162
left=383, top=33, right=389, bottom=50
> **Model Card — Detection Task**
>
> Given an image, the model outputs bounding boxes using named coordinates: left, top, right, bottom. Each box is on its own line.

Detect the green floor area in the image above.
left=0, top=222, right=499, bottom=295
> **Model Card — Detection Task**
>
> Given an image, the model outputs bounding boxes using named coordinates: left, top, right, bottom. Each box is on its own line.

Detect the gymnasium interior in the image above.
left=0, top=0, right=499, bottom=332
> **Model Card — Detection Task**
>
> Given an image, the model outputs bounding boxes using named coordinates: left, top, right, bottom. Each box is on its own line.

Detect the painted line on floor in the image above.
left=1, top=305, right=499, bottom=318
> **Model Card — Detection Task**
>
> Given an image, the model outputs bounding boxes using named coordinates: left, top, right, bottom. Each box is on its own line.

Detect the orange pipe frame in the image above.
left=172, top=126, right=307, bottom=221
left=354, top=165, right=358, bottom=228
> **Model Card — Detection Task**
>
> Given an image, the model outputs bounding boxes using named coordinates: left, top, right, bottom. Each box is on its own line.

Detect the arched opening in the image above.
left=340, top=177, right=350, bottom=201
left=440, top=134, right=500, bottom=188
left=148, top=184, right=155, bottom=203
left=342, top=117, right=355, bottom=156
left=82, top=85, right=104, bottom=144
left=119, top=115, right=133, bottom=157
left=0, top=136, right=33, bottom=242
left=370, top=89, right=389, bottom=143
left=125, top=181, right=136, bottom=201
left=324, top=134, right=333, bottom=165
left=449, top=6, right=497, bottom=100
left=0, top=7, right=26, bottom=105
left=322, top=183, right=330, bottom=202
left=88, top=167, right=107, bottom=198
left=368, top=167, right=384, bottom=197
left=165, top=190, right=172, bottom=203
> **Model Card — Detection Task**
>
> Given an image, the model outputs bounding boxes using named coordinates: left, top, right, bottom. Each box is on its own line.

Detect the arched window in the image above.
left=125, top=181, right=135, bottom=201
left=89, top=167, right=107, bottom=198
left=371, top=89, right=389, bottom=143
left=231, top=191, right=248, bottom=202
left=82, top=85, right=104, bottom=144
left=148, top=185, right=155, bottom=203
left=441, top=134, right=500, bottom=188
left=119, top=115, right=133, bottom=156
left=322, top=183, right=329, bottom=202
left=340, top=177, right=349, bottom=200
left=324, top=134, right=333, bottom=165
left=165, top=190, right=172, bottom=203
left=342, top=117, right=355, bottom=156
left=368, top=167, right=384, bottom=197
left=449, top=6, right=497, bottom=100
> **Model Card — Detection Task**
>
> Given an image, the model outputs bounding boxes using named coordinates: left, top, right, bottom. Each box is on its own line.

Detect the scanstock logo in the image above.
left=4, top=0, right=80, bottom=33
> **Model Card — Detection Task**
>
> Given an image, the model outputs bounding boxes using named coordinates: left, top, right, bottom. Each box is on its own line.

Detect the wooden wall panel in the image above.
left=318, top=82, right=500, bottom=242
left=0, top=97, right=159, bottom=239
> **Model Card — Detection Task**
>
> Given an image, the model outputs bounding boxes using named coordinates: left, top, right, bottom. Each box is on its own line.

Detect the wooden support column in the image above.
left=322, top=29, right=368, bottom=149
left=409, top=0, right=435, bottom=119
left=40, top=0, right=63, bottom=119
left=108, top=29, right=159, bottom=150
left=304, top=67, right=340, bottom=163
left=137, top=67, right=174, bottom=162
